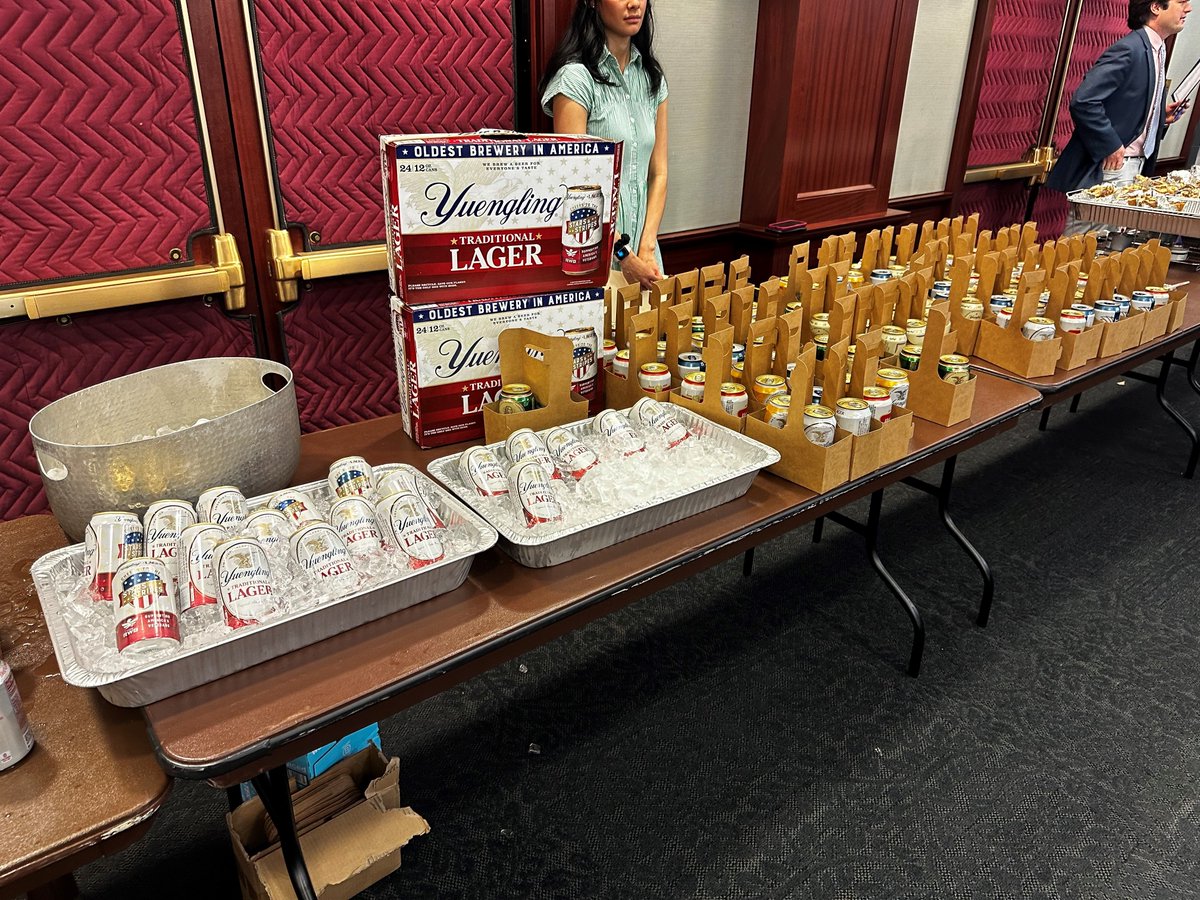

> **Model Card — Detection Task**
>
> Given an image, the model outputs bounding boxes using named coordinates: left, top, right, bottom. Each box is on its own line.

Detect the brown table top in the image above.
left=142, top=374, right=1039, bottom=787
left=0, top=516, right=171, bottom=894
left=971, top=269, right=1200, bottom=395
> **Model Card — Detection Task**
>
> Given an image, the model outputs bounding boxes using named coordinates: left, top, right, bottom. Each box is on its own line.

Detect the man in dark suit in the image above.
left=1049, top=0, right=1191, bottom=233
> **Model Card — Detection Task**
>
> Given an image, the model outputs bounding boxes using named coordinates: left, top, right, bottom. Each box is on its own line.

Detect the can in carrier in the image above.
left=330, top=496, right=385, bottom=556
left=459, top=446, right=511, bottom=496
left=113, top=557, right=181, bottom=657
left=197, top=485, right=248, bottom=532
left=938, top=354, right=972, bottom=384
left=378, top=491, right=446, bottom=567
left=834, top=398, right=872, bottom=436
left=564, top=326, right=599, bottom=399
left=510, top=461, right=563, bottom=528
left=876, top=367, right=910, bottom=408
left=861, top=386, right=894, bottom=422
left=1, top=659, right=35, bottom=771
left=289, top=522, right=359, bottom=595
left=328, top=456, right=376, bottom=500
left=83, top=511, right=144, bottom=603
left=802, top=404, right=837, bottom=446
left=561, top=184, right=604, bottom=275
left=499, top=383, right=536, bottom=412
left=213, top=537, right=279, bottom=628
left=179, top=523, right=225, bottom=618
left=680, top=371, right=706, bottom=401
left=765, top=393, right=791, bottom=428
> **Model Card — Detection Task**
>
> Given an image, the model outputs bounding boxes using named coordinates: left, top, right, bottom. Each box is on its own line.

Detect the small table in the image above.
left=140, top=374, right=1038, bottom=900
left=0, top=516, right=171, bottom=900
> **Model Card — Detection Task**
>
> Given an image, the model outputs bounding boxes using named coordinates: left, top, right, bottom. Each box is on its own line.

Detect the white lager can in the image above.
left=179, top=523, right=225, bottom=618
left=544, top=427, right=600, bottom=479
left=631, top=397, right=691, bottom=448
left=377, top=492, right=446, bottom=568
left=83, top=511, right=143, bottom=603
left=0, top=660, right=34, bottom=771
left=289, top=523, right=359, bottom=595
left=329, top=496, right=385, bottom=556
left=328, top=455, right=376, bottom=500
left=113, top=557, right=181, bottom=658
left=267, top=488, right=322, bottom=529
left=802, top=404, right=837, bottom=447
left=510, top=461, right=563, bottom=528
left=197, top=485, right=248, bottom=532
left=458, top=446, right=510, bottom=497
left=242, top=508, right=292, bottom=557
left=144, top=500, right=195, bottom=597
left=506, top=428, right=559, bottom=479
left=594, top=408, right=646, bottom=456
left=375, top=467, right=445, bottom=525
left=213, top=537, right=278, bottom=628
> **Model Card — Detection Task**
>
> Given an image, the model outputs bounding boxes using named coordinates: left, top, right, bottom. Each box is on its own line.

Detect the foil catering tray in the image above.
left=30, top=464, right=497, bottom=707
left=427, top=405, right=780, bottom=568
left=1067, top=190, right=1200, bottom=238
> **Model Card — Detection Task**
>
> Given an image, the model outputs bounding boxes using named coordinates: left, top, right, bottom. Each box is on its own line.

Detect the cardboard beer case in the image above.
left=391, top=289, right=604, bottom=449
left=380, top=131, right=622, bottom=302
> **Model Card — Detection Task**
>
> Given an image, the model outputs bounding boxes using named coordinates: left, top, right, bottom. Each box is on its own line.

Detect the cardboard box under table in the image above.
left=229, top=746, right=429, bottom=900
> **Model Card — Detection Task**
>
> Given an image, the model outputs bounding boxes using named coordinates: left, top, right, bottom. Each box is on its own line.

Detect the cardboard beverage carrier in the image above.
left=605, top=309, right=672, bottom=410
left=902, top=305, right=976, bottom=427
left=228, top=746, right=429, bottom=900
left=482, top=328, right=590, bottom=444
left=973, top=269, right=1063, bottom=377
left=669, top=328, right=745, bottom=433
left=381, top=131, right=621, bottom=302
left=837, top=330, right=915, bottom=479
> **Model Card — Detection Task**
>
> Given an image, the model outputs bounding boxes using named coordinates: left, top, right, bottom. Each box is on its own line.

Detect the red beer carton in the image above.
left=391, top=289, right=605, bottom=448
left=380, top=131, right=622, bottom=302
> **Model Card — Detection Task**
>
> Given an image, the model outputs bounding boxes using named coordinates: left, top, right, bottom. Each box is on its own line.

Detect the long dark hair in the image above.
left=538, top=0, right=665, bottom=100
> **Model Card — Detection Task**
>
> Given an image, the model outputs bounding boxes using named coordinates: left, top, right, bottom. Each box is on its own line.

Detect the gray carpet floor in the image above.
left=71, top=365, right=1200, bottom=899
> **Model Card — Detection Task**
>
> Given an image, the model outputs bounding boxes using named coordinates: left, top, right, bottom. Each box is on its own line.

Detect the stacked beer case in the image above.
left=382, top=131, right=622, bottom=448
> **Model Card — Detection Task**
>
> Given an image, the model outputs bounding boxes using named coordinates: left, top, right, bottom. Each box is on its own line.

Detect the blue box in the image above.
left=238, top=723, right=381, bottom=800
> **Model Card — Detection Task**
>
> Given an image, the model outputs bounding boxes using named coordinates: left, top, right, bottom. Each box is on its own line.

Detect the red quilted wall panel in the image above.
left=0, top=0, right=214, bottom=284
left=281, top=273, right=401, bottom=433
left=958, top=183, right=1067, bottom=238
left=1054, top=3, right=1127, bottom=149
left=968, top=0, right=1062, bottom=167
left=253, top=0, right=515, bottom=247
left=0, top=303, right=255, bottom=522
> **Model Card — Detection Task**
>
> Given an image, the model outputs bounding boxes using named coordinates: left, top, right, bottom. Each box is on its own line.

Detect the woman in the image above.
left=539, top=0, right=668, bottom=290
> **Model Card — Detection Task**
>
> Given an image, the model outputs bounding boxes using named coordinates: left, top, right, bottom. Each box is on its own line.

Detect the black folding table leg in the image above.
left=1154, top=351, right=1200, bottom=478
left=1069, top=392, right=1082, bottom=413
left=742, top=547, right=755, bottom=576
left=864, top=490, right=925, bottom=677
left=227, top=785, right=244, bottom=811
left=812, top=516, right=825, bottom=544
left=251, top=766, right=318, bottom=900
left=935, top=457, right=995, bottom=626
left=1187, top=339, right=1200, bottom=396
left=1038, top=407, right=1052, bottom=431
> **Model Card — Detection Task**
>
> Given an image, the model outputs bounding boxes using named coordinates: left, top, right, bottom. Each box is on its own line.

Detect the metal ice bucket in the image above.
left=29, top=357, right=301, bottom=541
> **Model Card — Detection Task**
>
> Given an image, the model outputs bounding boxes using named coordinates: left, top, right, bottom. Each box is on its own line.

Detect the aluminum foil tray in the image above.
left=30, top=465, right=498, bottom=707
left=427, top=406, right=780, bottom=568
left=1068, top=191, right=1200, bottom=238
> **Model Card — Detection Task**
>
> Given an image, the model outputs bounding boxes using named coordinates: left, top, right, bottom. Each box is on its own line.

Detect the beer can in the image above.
left=691, top=332, right=706, bottom=351
left=1059, top=310, right=1087, bottom=334
left=328, top=455, right=376, bottom=500
left=814, top=334, right=829, bottom=361
left=876, top=367, right=910, bottom=408
left=197, top=485, right=248, bottom=532
left=681, top=372, right=707, bottom=401
left=691, top=315, right=706, bottom=333
left=329, top=496, right=385, bottom=555
left=375, top=468, right=445, bottom=526
left=179, top=523, right=224, bottom=616
left=499, top=383, right=536, bottom=412
left=1145, top=285, right=1171, bottom=307
left=931, top=279, right=952, bottom=298
left=765, top=393, right=791, bottom=428
left=510, top=461, right=563, bottom=529
left=862, top=386, right=893, bottom=422
left=880, top=325, right=907, bottom=357
left=834, top=397, right=872, bottom=436
left=811, top=383, right=824, bottom=405
left=544, top=427, right=601, bottom=479
left=632, top=396, right=691, bottom=448
left=899, top=344, right=922, bottom=371
left=377, top=492, right=446, bottom=567
left=1112, top=293, right=1131, bottom=317
left=113, top=557, right=180, bottom=657
left=506, top=428, right=559, bottom=479
left=213, top=537, right=279, bottom=628
left=802, top=404, right=837, bottom=446
left=638, top=362, right=672, bottom=393
left=656, top=340, right=668, bottom=363
left=1130, top=290, right=1154, bottom=312
left=242, top=508, right=292, bottom=556
left=458, top=446, right=511, bottom=496
left=810, top=312, right=831, bottom=339
left=784, top=301, right=803, bottom=314
left=613, top=349, right=630, bottom=379
left=1070, top=303, right=1096, bottom=328
left=960, top=299, right=984, bottom=320
left=1021, top=317, right=1057, bottom=342
left=869, top=268, right=893, bottom=285
left=721, top=382, right=749, bottom=417
left=938, top=354, right=972, bottom=384
left=988, top=294, right=1011, bottom=317
left=751, top=374, right=787, bottom=405
left=144, top=500, right=196, bottom=596
left=564, top=326, right=599, bottom=398
left=0, top=659, right=34, bottom=771
left=288, top=522, right=359, bottom=594
left=905, top=318, right=926, bottom=348
left=996, top=306, right=1014, bottom=329
left=267, top=488, right=322, bottom=529
left=677, top=351, right=705, bottom=378
left=561, top=184, right=604, bottom=275
left=83, top=511, right=143, bottom=603
left=601, top=338, right=618, bottom=368
left=731, top=343, right=746, bottom=364
left=1093, top=299, right=1120, bottom=323
left=594, top=408, right=646, bottom=456
left=731, top=361, right=745, bottom=384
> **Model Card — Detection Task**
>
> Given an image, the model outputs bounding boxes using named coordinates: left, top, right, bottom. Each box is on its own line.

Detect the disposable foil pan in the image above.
left=1067, top=190, right=1200, bottom=238
left=428, top=405, right=780, bottom=568
left=30, top=465, right=497, bottom=707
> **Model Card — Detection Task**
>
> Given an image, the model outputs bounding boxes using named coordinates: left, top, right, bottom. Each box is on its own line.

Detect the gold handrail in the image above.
left=963, top=146, right=1056, bottom=185
left=267, top=229, right=388, bottom=303
left=0, top=233, right=245, bottom=320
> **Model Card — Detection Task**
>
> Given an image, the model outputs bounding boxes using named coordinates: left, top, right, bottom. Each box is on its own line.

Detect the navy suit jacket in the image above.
left=1047, top=28, right=1166, bottom=193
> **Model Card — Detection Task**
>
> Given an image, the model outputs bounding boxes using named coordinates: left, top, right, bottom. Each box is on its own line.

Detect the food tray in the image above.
left=428, top=405, right=780, bottom=568
left=30, top=464, right=498, bottom=707
left=1068, top=191, right=1200, bottom=237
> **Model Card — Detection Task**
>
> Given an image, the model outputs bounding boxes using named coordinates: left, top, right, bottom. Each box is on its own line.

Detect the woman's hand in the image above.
left=620, top=248, right=662, bottom=290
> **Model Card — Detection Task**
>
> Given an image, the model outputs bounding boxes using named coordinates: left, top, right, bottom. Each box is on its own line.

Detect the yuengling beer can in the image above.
left=330, top=496, right=385, bottom=555
left=510, top=461, right=563, bottom=528
left=114, top=557, right=181, bottom=658
left=83, top=511, right=143, bottom=603
left=213, top=537, right=278, bottom=628
left=144, top=500, right=195, bottom=596
left=378, top=491, right=446, bottom=567
left=289, top=523, right=359, bottom=595
left=197, top=485, right=248, bottom=532
left=328, top=456, right=376, bottom=500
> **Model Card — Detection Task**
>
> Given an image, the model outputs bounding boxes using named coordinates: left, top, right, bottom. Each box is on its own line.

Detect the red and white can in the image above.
left=505, top=428, right=559, bottom=479
left=113, top=557, right=181, bottom=657
left=564, top=326, right=599, bottom=399
left=144, top=500, right=196, bottom=596
left=458, top=446, right=510, bottom=497
left=83, top=511, right=143, bottom=603
left=593, top=408, right=645, bottom=456
left=328, top=456, right=376, bottom=500
left=544, top=427, right=600, bottom=479
left=197, top=485, right=248, bottom=532
left=267, top=488, right=322, bottom=529
left=510, top=461, right=563, bottom=528
left=632, top=397, right=691, bottom=448
left=329, top=496, right=385, bottom=556
left=561, top=184, right=604, bottom=275
left=378, top=492, right=446, bottom=568
left=0, top=659, right=34, bottom=771
left=289, top=523, right=360, bottom=595
left=212, top=537, right=278, bottom=628
left=179, top=523, right=225, bottom=616
left=242, top=508, right=292, bottom=556
left=375, top=468, right=445, bottom=526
